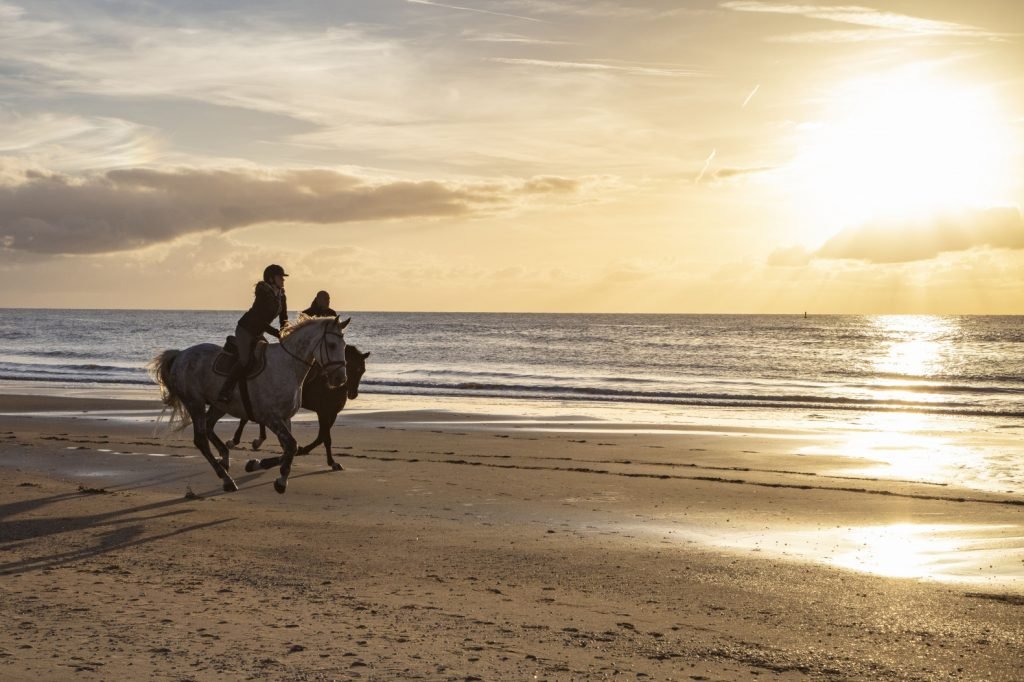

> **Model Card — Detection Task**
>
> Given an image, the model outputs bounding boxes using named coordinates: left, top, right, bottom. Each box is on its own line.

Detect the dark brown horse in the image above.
left=230, top=344, right=369, bottom=473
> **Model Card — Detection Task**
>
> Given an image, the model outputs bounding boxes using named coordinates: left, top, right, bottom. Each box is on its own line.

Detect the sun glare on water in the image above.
left=796, top=68, right=1013, bottom=228
left=871, top=314, right=955, bottom=378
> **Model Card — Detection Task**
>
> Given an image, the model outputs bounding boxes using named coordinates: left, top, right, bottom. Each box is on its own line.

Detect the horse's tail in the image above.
left=147, top=350, right=191, bottom=430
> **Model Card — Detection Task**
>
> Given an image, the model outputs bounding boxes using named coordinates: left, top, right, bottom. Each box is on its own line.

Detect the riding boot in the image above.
left=216, top=364, right=244, bottom=404
left=218, top=326, right=255, bottom=406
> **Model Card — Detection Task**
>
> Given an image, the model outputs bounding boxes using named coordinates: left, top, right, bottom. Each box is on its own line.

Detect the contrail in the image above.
left=491, top=58, right=704, bottom=77
left=407, top=0, right=543, bottom=22
left=695, top=149, right=717, bottom=183
left=742, top=84, right=760, bottom=107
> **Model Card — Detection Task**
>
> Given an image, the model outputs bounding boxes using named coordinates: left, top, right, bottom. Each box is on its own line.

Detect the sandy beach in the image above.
left=1, top=393, right=1022, bottom=681
left=5, top=0, right=1024, bottom=678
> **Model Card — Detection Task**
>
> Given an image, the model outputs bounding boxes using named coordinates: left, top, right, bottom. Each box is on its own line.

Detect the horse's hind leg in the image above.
left=205, top=406, right=230, bottom=471
left=188, top=403, right=238, bottom=493
left=296, top=417, right=325, bottom=456
left=226, top=419, right=248, bottom=449
left=265, top=418, right=298, bottom=494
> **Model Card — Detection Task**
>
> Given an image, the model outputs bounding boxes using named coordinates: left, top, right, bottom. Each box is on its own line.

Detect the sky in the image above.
left=1, top=0, right=1022, bottom=313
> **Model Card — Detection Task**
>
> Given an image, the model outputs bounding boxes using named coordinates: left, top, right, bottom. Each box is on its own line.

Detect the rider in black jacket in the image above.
left=216, top=264, right=290, bottom=404
left=302, top=290, right=337, bottom=318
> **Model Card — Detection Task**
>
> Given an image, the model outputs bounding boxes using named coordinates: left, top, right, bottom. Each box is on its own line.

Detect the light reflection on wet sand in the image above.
left=647, top=522, right=1024, bottom=589
left=797, top=410, right=1022, bottom=494
left=774, top=522, right=1024, bottom=587
left=826, top=524, right=1022, bottom=581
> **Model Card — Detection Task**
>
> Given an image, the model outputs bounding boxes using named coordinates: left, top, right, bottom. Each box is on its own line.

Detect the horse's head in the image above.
left=317, top=316, right=350, bottom=388
left=343, top=345, right=370, bottom=400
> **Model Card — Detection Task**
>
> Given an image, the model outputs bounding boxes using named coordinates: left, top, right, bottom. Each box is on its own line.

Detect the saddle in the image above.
left=212, top=336, right=269, bottom=378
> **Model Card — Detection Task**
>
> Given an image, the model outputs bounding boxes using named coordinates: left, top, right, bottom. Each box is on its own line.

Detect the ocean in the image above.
left=0, top=310, right=1022, bottom=420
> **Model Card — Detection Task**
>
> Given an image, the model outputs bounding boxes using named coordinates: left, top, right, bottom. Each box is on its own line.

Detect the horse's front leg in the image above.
left=265, top=418, right=298, bottom=494
left=252, top=423, right=267, bottom=451
left=226, top=418, right=248, bottom=449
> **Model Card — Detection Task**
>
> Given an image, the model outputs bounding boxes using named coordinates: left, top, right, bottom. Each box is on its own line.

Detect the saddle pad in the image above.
left=212, top=341, right=268, bottom=378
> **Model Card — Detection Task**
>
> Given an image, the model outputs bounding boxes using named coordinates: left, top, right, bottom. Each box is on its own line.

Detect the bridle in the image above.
left=279, top=321, right=347, bottom=373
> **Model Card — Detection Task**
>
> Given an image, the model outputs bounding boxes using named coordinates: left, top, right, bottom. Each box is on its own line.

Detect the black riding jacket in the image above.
left=302, top=304, right=337, bottom=318
left=238, top=281, right=288, bottom=338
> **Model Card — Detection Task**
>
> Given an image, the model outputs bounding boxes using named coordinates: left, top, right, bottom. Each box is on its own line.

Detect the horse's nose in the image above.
left=330, top=368, right=348, bottom=388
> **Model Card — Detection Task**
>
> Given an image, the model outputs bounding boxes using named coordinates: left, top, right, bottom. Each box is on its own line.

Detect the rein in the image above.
left=278, top=322, right=347, bottom=371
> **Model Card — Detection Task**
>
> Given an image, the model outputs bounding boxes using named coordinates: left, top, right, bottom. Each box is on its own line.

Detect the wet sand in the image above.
left=1, top=393, right=1022, bottom=680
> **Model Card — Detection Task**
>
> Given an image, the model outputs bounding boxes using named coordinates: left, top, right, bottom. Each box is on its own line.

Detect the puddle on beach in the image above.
left=647, top=521, right=1024, bottom=589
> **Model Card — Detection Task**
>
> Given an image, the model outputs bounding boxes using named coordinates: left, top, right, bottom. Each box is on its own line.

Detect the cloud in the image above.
left=767, top=28, right=929, bottom=43
left=712, top=166, right=775, bottom=181
left=407, top=0, right=543, bottom=22
left=0, top=166, right=579, bottom=255
left=0, top=4, right=708, bottom=176
left=462, top=30, right=567, bottom=44
left=504, top=2, right=688, bottom=20
left=489, top=58, right=706, bottom=78
left=815, top=207, right=1024, bottom=263
left=720, top=1, right=1004, bottom=41
left=517, top=176, right=579, bottom=193
left=766, top=245, right=813, bottom=267
left=0, top=5, right=407, bottom=128
left=0, top=112, right=159, bottom=171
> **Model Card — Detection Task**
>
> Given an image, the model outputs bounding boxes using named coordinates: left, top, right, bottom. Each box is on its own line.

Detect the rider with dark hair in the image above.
left=302, top=290, right=337, bottom=318
left=216, top=264, right=290, bottom=404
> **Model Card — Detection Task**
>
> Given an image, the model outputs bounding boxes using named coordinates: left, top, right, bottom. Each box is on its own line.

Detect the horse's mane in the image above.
left=280, top=313, right=336, bottom=339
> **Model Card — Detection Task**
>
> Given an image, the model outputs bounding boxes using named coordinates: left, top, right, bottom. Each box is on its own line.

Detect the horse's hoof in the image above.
left=244, top=459, right=258, bottom=473
left=331, top=463, right=343, bottom=472
left=273, top=478, right=287, bottom=494
left=297, top=447, right=311, bottom=455
left=225, top=440, right=236, bottom=450
left=251, top=439, right=264, bottom=451
left=223, top=478, right=238, bottom=493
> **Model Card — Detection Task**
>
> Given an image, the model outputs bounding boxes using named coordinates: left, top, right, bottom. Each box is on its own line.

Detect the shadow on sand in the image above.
left=0, top=488, right=235, bottom=576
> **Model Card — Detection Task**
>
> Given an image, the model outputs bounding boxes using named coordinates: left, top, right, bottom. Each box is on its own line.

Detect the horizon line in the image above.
left=0, top=306, right=1020, bottom=317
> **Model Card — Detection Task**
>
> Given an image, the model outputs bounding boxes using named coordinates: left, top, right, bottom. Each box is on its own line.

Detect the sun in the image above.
left=793, top=67, right=1013, bottom=229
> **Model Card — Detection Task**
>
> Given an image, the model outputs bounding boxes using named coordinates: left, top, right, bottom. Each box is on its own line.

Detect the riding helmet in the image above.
left=263, top=264, right=289, bottom=281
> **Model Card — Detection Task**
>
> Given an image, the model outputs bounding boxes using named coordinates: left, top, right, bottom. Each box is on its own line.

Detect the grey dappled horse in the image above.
left=150, top=316, right=350, bottom=494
